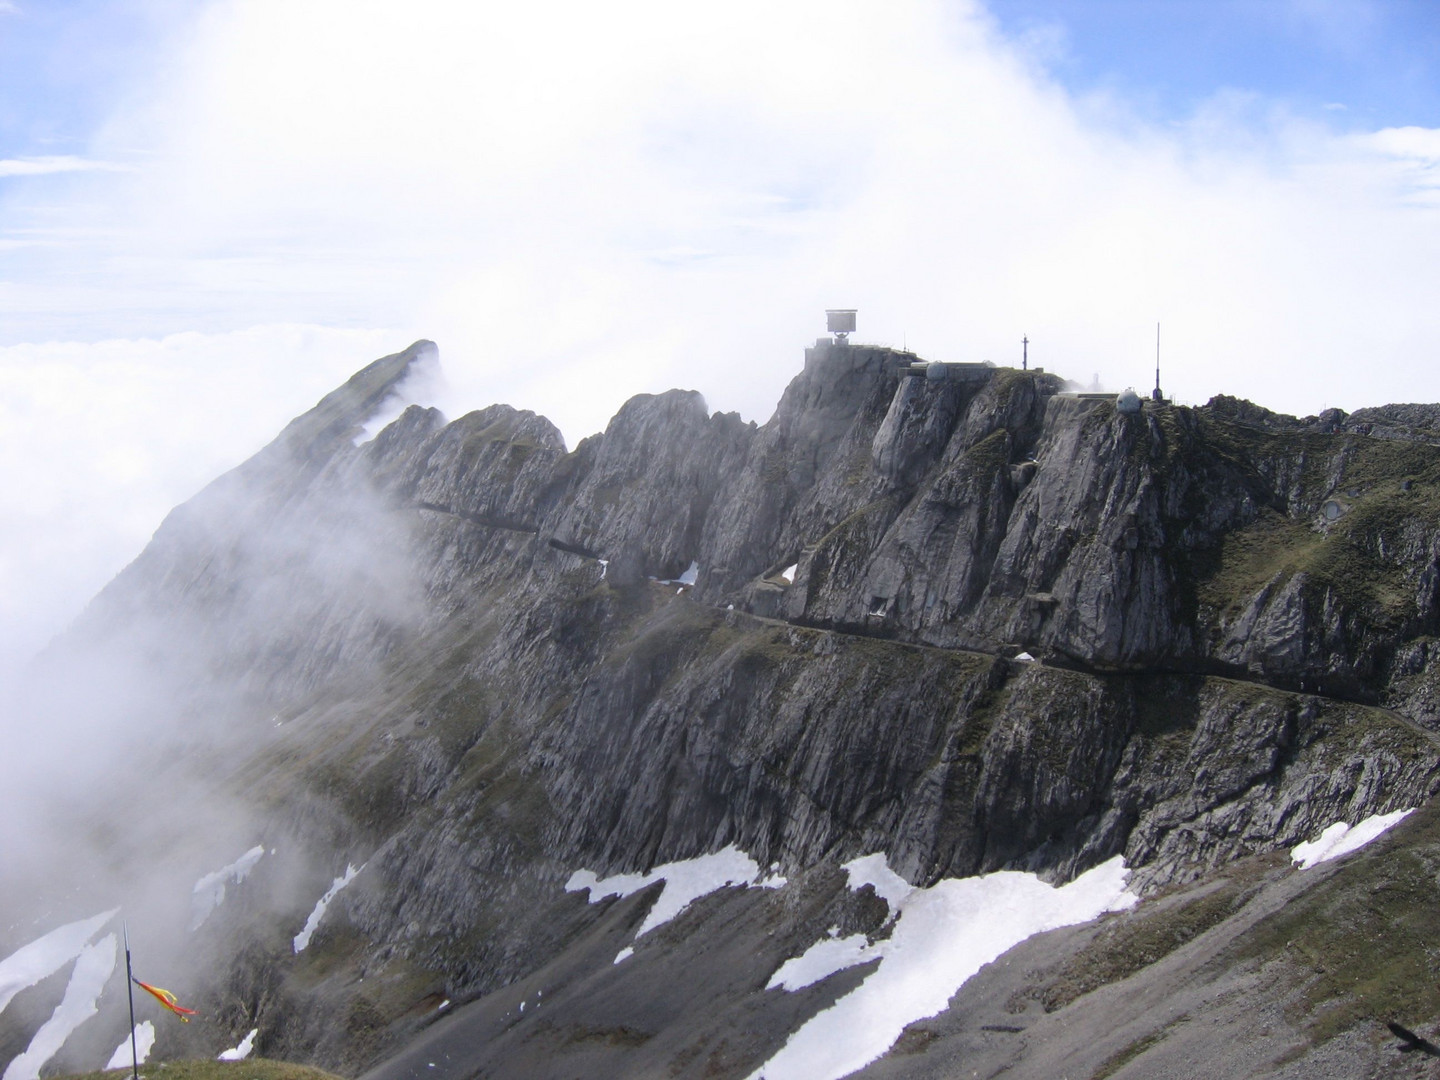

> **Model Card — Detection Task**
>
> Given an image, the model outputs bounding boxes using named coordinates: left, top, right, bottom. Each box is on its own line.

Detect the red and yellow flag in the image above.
left=133, top=979, right=197, bottom=1021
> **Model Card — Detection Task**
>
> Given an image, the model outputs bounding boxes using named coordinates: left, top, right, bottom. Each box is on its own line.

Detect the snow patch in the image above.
left=3, top=934, right=118, bottom=1080
left=218, top=1028, right=258, bottom=1061
left=751, top=856, right=1137, bottom=1080
left=767, top=934, right=871, bottom=991
left=1291, top=808, right=1416, bottom=869
left=780, top=563, right=797, bottom=584
left=0, top=910, right=118, bottom=1016
left=842, top=853, right=914, bottom=915
left=566, top=845, right=784, bottom=939
left=614, top=947, right=634, bottom=965
left=106, top=1021, right=155, bottom=1070
left=657, top=561, right=699, bottom=587
left=192, top=845, right=266, bottom=929
left=294, top=863, right=365, bottom=953
left=1015, top=651, right=1035, bottom=662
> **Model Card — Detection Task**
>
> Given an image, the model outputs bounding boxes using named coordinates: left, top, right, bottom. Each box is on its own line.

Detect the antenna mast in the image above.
left=1152, top=322, right=1163, bottom=402
left=124, top=924, right=139, bottom=1080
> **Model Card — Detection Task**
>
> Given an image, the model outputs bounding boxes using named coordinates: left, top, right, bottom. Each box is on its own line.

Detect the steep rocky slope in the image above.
left=6, top=337, right=1440, bottom=1079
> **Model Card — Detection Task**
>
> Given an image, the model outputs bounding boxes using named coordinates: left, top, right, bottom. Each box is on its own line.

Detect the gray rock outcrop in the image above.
left=11, top=336, right=1440, bottom=1079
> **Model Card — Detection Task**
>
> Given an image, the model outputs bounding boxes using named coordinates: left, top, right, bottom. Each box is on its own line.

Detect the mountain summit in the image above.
left=4, top=338, right=1439, bottom=1079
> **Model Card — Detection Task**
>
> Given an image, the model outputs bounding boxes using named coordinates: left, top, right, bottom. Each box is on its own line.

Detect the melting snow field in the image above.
left=1291, top=808, right=1416, bottom=869
left=767, top=932, right=870, bottom=992
left=192, top=845, right=267, bottom=929
left=218, top=1028, right=259, bottom=1061
left=106, top=1022, right=156, bottom=1069
left=0, top=910, right=117, bottom=1016
left=3, top=934, right=118, bottom=1080
left=567, top=845, right=786, bottom=961
left=294, top=864, right=366, bottom=953
left=749, top=855, right=1137, bottom=1080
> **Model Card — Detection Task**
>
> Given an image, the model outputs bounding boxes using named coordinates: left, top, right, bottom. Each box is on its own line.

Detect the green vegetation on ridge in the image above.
left=57, top=1060, right=344, bottom=1080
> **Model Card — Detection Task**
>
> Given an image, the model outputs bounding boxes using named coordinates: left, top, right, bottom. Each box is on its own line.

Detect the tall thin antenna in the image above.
left=124, top=923, right=139, bottom=1080
left=1022, top=335, right=1029, bottom=371
left=1153, top=322, right=1163, bottom=402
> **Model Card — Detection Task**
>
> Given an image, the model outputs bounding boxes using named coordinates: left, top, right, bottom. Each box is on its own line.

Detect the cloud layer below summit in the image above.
left=2, top=0, right=1440, bottom=673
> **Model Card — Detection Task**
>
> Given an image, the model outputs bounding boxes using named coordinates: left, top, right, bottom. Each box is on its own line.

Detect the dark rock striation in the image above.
left=10, top=337, right=1440, bottom=1079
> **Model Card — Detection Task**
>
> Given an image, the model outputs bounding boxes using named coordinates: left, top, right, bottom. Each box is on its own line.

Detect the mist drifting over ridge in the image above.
left=0, top=346, right=441, bottom=1071
left=2, top=2, right=1440, bottom=1072
left=4, top=332, right=1439, bottom=1079
left=4, top=0, right=1440, bottom=706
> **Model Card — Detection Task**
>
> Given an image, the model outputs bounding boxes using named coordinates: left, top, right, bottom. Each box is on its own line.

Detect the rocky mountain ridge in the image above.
left=7, top=337, right=1440, bottom=1079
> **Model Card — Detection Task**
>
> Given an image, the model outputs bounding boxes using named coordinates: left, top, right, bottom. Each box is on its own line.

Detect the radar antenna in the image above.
left=826, top=309, right=857, bottom=344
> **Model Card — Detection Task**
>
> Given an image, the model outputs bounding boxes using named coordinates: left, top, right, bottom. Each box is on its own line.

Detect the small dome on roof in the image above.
left=925, top=362, right=948, bottom=382
left=1116, top=388, right=1142, bottom=414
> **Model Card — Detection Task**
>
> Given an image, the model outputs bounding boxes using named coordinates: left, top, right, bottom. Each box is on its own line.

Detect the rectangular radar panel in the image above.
left=825, top=309, right=857, bottom=334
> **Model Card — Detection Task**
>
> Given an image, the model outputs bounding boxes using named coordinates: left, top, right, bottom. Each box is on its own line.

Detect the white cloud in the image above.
left=1365, top=125, right=1440, bottom=202
left=3, top=0, right=1440, bottom=673
left=54, top=0, right=1433, bottom=419
left=0, top=156, right=127, bottom=177
left=0, top=325, right=395, bottom=682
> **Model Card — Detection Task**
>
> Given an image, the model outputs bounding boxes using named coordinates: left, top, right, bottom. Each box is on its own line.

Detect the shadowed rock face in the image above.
left=15, top=339, right=1440, bottom=1078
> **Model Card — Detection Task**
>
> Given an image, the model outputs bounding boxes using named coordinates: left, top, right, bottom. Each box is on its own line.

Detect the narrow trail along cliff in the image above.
left=8, top=337, right=1440, bottom=1080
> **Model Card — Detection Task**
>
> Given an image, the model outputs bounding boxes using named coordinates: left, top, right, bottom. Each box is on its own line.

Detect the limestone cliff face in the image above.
left=21, top=338, right=1440, bottom=1078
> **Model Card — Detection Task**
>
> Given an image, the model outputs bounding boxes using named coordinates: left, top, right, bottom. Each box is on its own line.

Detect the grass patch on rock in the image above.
left=1232, top=801, right=1440, bottom=1049
left=1090, top=1021, right=1180, bottom=1080
left=57, top=1061, right=344, bottom=1080
left=1019, top=876, right=1259, bottom=1015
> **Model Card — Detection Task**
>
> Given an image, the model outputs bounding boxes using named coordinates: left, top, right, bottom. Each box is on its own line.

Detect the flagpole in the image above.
left=123, top=923, right=139, bottom=1080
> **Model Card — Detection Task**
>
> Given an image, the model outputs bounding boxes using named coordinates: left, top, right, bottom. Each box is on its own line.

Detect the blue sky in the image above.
left=2, top=0, right=1440, bottom=677
left=0, top=1, right=178, bottom=154
left=6, top=2, right=1440, bottom=159
left=990, top=0, right=1440, bottom=129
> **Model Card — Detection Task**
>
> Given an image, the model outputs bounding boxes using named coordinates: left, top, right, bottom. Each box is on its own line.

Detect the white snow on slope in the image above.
left=192, top=845, right=267, bottom=930
left=655, top=562, right=700, bottom=587
left=294, top=863, right=365, bottom=953
left=767, top=933, right=871, bottom=991
left=750, top=856, right=1137, bottom=1080
left=106, top=1022, right=156, bottom=1069
left=3, top=934, right=118, bottom=1080
left=842, top=854, right=914, bottom=914
left=779, top=563, right=797, bottom=585
left=218, top=1028, right=259, bottom=1061
left=0, top=910, right=118, bottom=1016
left=567, top=845, right=786, bottom=955
left=1291, top=808, right=1416, bottom=869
